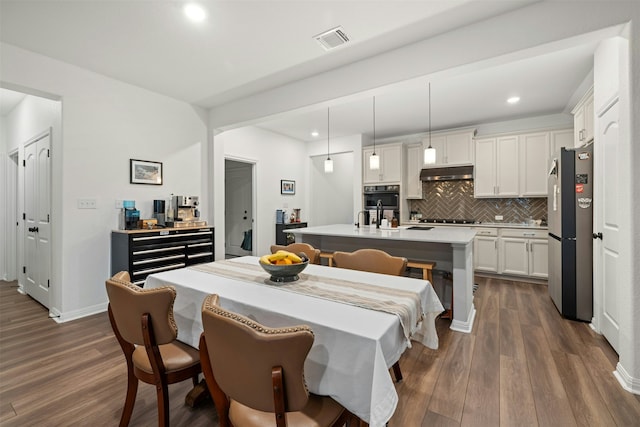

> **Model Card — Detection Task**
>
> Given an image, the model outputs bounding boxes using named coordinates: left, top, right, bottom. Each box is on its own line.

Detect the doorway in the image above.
left=224, top=159, right=254, bottom=258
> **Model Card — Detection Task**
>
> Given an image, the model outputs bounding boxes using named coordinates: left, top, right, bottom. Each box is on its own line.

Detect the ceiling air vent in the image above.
left=314, top=26, right=349, bottom=51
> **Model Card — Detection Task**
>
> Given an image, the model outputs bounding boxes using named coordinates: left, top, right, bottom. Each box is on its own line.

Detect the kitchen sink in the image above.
left=406, top=226, right=434, bottom=231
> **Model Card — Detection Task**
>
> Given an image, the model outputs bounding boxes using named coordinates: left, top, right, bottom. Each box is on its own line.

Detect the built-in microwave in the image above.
left=363, top=185, right=400, bottom=210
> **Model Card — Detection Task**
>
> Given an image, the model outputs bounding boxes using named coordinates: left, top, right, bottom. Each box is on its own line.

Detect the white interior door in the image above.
left=594, top=100, right=620, bottom=353
left=225, top=160, right=253, bottom=257
left=24, top=131, right=51, bottom=308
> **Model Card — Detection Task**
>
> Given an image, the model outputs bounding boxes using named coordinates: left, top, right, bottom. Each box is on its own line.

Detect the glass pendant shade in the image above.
left=369, top=152, right=380, bottom=170
left=324, top=157, right=334, bottom=173
left=424, top=146, right=436, bottom=165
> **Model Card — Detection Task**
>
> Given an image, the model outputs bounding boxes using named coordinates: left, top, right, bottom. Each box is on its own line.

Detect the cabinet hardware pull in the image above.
left=133, top=254, right=185, bottom=265
left=133, top=246, right=186, bottom=255
left=132, top=263, right=186, bottom=276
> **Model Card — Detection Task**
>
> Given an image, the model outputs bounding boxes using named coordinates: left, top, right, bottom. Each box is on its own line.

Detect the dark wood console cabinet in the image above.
left=275, top=222, right=307, bottom=246
left=111, top=226, right=214, bottom=286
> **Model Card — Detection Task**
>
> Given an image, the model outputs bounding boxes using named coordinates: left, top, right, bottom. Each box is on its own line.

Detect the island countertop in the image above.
left=290, top=224, right=476, bottom=245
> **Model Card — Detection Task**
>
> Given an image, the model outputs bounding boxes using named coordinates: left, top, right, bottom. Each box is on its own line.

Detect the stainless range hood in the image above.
left=420, top=165, right=473, bottom=181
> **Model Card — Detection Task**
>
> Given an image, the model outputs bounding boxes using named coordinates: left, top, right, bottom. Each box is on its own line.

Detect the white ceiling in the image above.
left=0, top=0, right=599, bottom=140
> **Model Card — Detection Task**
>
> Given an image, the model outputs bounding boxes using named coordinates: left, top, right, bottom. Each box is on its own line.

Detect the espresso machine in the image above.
left=166, top=195, right=205, bottom=228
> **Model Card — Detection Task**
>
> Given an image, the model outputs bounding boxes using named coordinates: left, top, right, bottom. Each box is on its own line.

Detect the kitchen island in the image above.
left=291, top=224, right=477, bottom=333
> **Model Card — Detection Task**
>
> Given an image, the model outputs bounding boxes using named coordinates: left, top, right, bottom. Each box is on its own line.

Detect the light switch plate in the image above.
left=78, top=199, right=97, bottom=209
left=115, top=200, right=123, bottom=209
left=495, top=215, right=503, bottom=221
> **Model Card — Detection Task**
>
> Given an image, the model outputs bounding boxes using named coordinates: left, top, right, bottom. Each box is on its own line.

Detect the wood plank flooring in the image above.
left=1, top=276, right=639, bottom=426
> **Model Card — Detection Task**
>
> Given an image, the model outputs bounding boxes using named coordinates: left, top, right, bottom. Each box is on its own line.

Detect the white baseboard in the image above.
left=51, top=302, right=108, bottom=324
left=614, top=362, right=640, bottom=395
left=450, top=304, right=476, bottom=334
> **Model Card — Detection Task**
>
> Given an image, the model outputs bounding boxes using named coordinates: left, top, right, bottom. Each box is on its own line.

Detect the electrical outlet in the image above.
left=115, top=200, right=123, bottom=209
left=495, top=215, right=503, bottom=221
left=283, top=203, right=289, bottom=208
left=77, top=199, right=97, bottom=209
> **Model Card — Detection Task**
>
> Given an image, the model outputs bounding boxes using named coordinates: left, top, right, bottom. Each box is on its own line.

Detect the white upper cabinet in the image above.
left=421, top=129, right=475, bottom=168
left=520, top=132, right=550, bottom=197
left=405, top=143, right=423, bottom=199
left=549, top=129, right=574, bottom=158
left=363, top=143, right=403, bottom=184
left=475, top=128, right=571, bottom=198
left=474, top=136, right=518, bottom=197
left=572, top=87, right=594, bottom=147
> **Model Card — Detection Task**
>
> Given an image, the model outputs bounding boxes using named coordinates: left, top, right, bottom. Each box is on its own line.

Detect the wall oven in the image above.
left=363, top=185, right=400, bottom=211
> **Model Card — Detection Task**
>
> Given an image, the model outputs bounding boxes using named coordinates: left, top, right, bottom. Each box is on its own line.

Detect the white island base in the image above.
left=291, top=224, right=477, bottom=333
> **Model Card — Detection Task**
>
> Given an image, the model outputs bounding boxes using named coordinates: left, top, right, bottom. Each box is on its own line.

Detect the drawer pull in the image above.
left=188, top=252, right=213, bottom=259
left=132, top=263, right=186, bottom=276
left=133, top=254, right=185, bottom=265
left=189, top=242, right=213, bottom=248
left=132, top=231, right=212, bottom=242
left=133, top=246, right=186, bottom=255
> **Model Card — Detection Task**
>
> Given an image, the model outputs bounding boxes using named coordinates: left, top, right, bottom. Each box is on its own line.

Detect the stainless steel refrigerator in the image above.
left=547, top=145, right=593, bottom=321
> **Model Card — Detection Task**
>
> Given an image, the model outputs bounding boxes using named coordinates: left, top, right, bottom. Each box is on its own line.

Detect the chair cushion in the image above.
left=229, top=394, right=345, bottom=427
left=132, top=340, right=200, bottom=374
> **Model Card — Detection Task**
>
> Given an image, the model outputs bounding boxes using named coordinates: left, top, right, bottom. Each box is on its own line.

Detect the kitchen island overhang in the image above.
left=291, top=224, right=477, bottom=333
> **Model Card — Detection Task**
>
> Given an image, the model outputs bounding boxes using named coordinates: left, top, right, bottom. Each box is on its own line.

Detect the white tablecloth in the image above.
left=145, top=257, right=444, bottom=426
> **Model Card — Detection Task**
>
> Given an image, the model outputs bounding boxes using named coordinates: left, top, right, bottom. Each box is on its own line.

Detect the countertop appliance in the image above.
left=547, top=145, right=593, bottom=321
left=166, top=195, right=205, bottom=228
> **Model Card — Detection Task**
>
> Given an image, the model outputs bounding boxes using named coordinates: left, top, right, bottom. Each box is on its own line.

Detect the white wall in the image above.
left=0, top=116, right=6, bottom=279
left=309, top=152, right=354, bottom=226
left=0, top=43, right=208, bottom=321
left=214, top=126, right=308, bottom=258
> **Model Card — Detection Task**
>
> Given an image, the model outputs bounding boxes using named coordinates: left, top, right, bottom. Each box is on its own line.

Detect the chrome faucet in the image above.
left=376, top=199, right=383, bottom=229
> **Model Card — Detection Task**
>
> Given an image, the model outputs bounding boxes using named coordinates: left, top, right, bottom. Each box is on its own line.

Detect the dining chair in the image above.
left=199, top=294, right=356, bottom=427
left=332, top=248, right=408, bottom=382
left=270, top=242, right=321, bottom=264
left=106, top=271, right=202, bottom=427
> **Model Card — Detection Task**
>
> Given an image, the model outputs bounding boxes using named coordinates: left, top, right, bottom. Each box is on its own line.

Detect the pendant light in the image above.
left=424, top=82, right=436, bottom=165
left=369, top=96, right=380, bottom=170
left=324, top=108, right=334, bottom=173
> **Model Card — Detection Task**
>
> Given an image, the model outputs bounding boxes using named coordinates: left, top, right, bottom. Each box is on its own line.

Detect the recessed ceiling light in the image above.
left=184, top=3, right=206, bottom=22
left=311, top=131, right=319, bottom=137
left=507, top=96, right=521, bottom=104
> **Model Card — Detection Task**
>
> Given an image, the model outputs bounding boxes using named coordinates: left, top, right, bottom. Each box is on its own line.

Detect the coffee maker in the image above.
left=166, top=195, right=204, bottom=227
left=119, top=200, right=140, bottom=230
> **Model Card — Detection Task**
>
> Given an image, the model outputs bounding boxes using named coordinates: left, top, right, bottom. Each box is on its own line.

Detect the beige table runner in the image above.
left=190, top=260, right=424, bottom=344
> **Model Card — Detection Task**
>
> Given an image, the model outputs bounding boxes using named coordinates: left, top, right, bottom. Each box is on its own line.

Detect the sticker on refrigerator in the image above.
left=576, top=174, right=588, bottom=184
left=576, top=184, right=584, bottom=193
left=578, top=197, right=592, bottom=209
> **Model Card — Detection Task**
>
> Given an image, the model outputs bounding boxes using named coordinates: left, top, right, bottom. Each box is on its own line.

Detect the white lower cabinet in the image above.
left=498, top=229, right=548, bottom=279
left=474, top=227, right=548, bottom=279
left=473, top=228, right=498, bottom=273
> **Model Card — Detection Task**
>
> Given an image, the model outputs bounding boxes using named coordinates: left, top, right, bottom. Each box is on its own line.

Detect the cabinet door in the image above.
left=574, top=106, right=585, bottom=147
left=381, top=145, right=402, bottom=183
left=528, top=239, right=548, bottom=278
left=363, top=148, right=381, bottom=183
left=445, top=132, right=473, bottom=165
left=583, top=94, right=594, bottom=143
left=405, top=144, right=423, bottom=198
left=500, top=237, right=528, bottom=276
left=474, top=138, right=496, bottom=197
left=520, top=132, right=549, bottom=197
left=474, top=236, right=498, bottom=272
left=550, top=129, right=573, bottom=159
left=496, top=136, right=519, bottom=196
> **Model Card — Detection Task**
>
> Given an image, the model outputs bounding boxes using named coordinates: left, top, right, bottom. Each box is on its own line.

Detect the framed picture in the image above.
left=281, top=179, right=295, bottom=195
left=130, top=159, right=163, bottom=185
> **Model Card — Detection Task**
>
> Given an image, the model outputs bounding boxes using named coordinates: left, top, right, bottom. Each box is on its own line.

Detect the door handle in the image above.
left=592, top=232, right=603, bottom=240
left=28, top=227, right=39, bottom=233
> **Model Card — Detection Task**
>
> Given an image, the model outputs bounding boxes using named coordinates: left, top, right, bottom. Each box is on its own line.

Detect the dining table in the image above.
left=144, top=256, right=444, bottom=427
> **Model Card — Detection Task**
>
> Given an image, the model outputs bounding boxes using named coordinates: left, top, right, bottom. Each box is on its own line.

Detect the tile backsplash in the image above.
left=409, top=180, right=547, bottom=223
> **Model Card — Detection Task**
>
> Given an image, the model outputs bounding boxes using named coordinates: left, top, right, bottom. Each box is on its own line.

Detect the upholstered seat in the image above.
left=199, top=294, right=355, bottom=427
left=106, top=271, right=201, bottom=427
left=332, top=248, right=408, bottom=382
left=270, top=243, right=322, bottom=265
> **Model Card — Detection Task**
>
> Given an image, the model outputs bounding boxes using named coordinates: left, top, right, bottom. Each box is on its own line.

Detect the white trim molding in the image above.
left=614, top=362, right=640, bottom=395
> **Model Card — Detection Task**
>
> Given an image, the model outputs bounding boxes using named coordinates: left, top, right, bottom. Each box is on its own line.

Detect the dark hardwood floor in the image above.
left=1, top=277, right=639, bottom=426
